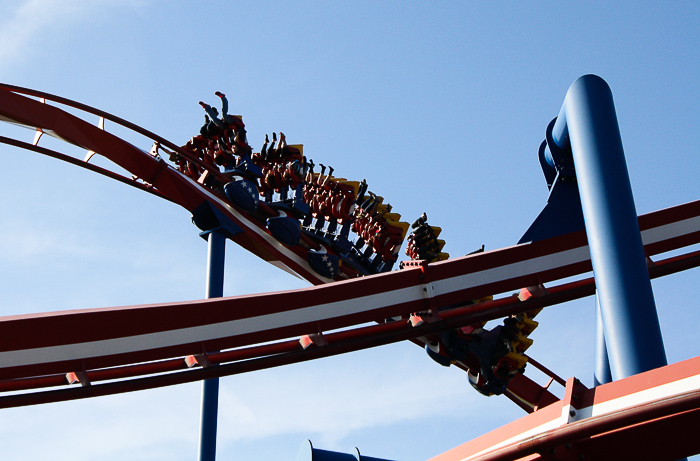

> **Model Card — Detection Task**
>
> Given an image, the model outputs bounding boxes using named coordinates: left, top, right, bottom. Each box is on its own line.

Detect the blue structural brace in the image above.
left=593, top=293, right=612, bottom=386
left=548, top=74, right=667, bottom=381
left=198, top=229, right=226, bottom=461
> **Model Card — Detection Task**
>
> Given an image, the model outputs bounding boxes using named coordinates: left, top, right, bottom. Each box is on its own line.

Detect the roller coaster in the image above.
left=1, top=76, right=699, bottom=460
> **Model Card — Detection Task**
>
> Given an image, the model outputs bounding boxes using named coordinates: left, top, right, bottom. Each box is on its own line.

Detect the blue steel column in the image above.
left=198, top=230, right=226, bottom=461
left=551, top=74, right=667, bottom=381
left=593, top=293, right=612, bottom=386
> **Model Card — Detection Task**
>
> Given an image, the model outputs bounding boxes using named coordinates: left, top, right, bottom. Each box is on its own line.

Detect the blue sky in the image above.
left=1, top=1, right=699, bottom=460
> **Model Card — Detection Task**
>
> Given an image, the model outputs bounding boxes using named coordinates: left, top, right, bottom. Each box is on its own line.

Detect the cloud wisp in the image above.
left=0, top=0, right=145, bottom=70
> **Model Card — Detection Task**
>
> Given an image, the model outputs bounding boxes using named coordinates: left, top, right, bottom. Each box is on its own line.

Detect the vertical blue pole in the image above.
left=593, top=293, right=612, bottom=386
left=198, top=229, right=226, bottom=461
left=551, top=74, right=667, bottom=381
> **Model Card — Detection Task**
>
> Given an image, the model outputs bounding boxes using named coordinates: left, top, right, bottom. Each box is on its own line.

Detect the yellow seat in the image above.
left=517, top=315, right=539, bottom=336
left=513, top=334, right=533, bottom=353
left=384, top=212, right=402, bottom=222
left=385, top=220, right=410, bottom=239
left=504, top=351, right=528, bottom=370
left=289, top=144, right=303, bottom=155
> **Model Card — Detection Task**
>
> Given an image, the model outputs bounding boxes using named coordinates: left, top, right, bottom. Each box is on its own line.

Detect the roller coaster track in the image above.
left=0, top=84, right=337, bottom=284
left=431, top=355, right=700, bottom=460
left=2, top=84, right=700, bottom=458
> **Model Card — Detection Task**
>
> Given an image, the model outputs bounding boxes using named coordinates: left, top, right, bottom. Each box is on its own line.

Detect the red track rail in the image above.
left=430, top=355, right=700, bottom=461
left=0, top=247, right=697, bottom=409
left=0, top=216, right=698, bottom=408
left=0, top=198, right=698, bottom=380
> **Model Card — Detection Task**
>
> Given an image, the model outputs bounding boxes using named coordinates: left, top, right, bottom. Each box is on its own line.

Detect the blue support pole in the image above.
left=550, top=74, right=667, bottom=381
left=198, top=229, right=226, bottom=461
left=593, top=293, right=612, bottom=386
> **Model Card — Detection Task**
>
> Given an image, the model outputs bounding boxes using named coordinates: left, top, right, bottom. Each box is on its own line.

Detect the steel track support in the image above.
left=593, top=292, right=612, bottom=386
left=549, top=74, right=667, bottom=381
left=198, top=229, right=226, bottom=461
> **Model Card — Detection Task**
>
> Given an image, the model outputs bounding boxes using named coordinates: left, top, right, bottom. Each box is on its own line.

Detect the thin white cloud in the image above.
left=0, top=0, right=146, bottom=67
left=216, top=350, right=477, bottom=446
left=0, top=384, right=201, bottom=461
